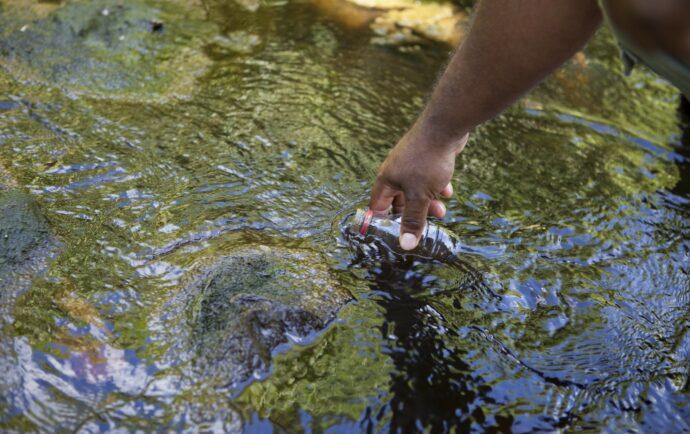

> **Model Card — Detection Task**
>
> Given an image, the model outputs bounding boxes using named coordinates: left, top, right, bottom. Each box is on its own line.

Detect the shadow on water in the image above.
left=336, top=215, right=511, bottom=431
left=360, top=261, right=511, bottom=433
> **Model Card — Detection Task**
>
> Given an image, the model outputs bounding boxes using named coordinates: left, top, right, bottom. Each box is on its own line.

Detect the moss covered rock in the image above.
left=169, top=245, right=352, bottom=388
left=0, top=0, right=214, bottom=101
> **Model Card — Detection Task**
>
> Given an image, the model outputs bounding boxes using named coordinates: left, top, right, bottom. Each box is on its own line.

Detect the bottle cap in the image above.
left=354, top=208, right=374, bottom=235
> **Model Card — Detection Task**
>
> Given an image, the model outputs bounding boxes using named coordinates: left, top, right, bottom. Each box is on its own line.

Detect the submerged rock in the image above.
left=0, top=0, right=214, bottom=102
left=0, top=190, right=51, bottom=270
left=0, top=177, right=54, bottom=417
left=0, top=164, right=54, bottom=317
left=169, top=245, right=351, bottom=388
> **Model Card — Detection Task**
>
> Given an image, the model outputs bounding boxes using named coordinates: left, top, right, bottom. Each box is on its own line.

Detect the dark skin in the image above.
left=369, top=0, right=690, bottom=251
left=609, top=0, right=690, bottom=59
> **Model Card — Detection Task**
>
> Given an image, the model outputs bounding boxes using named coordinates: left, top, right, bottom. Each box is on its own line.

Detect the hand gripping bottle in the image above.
left=345, top=208, right=462, bottom=262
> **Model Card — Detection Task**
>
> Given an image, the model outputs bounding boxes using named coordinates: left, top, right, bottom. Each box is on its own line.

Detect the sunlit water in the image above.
left=0, top=0, right=689, bottom=432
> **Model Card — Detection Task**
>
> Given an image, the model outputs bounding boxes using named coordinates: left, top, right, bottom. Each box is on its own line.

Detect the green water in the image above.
left=0, top=0, right=688, bottom=432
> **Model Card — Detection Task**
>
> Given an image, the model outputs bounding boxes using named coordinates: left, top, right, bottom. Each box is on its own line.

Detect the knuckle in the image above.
left=375, top=174, right=398, bottom=190
left=405, top=190, right=431, bottom=202
left=402, top=215, right=424, bottom=230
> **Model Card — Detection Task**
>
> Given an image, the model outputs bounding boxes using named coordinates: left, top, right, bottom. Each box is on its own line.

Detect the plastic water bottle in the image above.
left=344, top=208, right=462, bottom=262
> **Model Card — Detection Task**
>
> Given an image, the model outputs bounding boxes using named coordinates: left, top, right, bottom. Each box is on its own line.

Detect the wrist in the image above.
left=406, top=116, right=470, bottom=155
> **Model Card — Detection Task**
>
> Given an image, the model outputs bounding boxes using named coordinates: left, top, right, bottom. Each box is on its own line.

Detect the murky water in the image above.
left=1, top=0, right=689, bottom=432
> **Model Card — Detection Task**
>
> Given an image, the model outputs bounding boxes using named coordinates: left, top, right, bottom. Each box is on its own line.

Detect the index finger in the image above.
left=369, top=178, right=398, bottom=215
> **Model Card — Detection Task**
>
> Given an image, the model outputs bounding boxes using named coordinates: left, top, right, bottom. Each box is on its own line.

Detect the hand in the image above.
left=369, top=132, right=468, bottom=250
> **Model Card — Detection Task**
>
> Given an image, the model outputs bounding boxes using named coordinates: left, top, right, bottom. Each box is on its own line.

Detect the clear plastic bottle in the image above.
left=344, top=208, right=462, bottom=262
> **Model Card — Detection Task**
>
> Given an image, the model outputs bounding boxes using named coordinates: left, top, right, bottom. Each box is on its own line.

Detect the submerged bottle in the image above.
left=344, top=208, right=462, bottom=262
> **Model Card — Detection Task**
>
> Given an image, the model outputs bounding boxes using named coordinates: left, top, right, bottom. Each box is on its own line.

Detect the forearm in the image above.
left=409, top=0, right=603, bottom=149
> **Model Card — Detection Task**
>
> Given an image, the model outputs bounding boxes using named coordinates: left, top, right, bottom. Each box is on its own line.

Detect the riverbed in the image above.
left=0, top=0, right=688, bottom=432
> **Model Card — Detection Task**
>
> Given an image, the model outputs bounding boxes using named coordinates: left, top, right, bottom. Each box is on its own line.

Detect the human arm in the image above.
left=369, top=0, right=603, bottom=250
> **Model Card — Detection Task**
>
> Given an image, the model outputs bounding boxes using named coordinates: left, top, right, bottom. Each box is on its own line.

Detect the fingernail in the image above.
left=400, top=233, right=417, bottom=251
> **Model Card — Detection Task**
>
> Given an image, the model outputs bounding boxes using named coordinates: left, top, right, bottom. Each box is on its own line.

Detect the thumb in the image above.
left=399, top=194, right=430, bottom=251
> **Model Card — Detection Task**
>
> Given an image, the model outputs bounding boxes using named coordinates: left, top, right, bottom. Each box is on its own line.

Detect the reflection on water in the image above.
left=362, top=264, right=510, bottom=433
left=0, top=0, right=689, bottom=432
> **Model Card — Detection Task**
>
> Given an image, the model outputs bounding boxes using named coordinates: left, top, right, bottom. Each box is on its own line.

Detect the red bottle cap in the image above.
left=358, top=208, right=374, bottom=235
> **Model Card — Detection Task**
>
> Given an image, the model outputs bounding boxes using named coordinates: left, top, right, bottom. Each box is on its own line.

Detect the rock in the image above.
left=0, top=190, right=51, bottom=270
left=0, top=0, right=215, bottom=102
left=371, top=3, right=465, bottom=46
left=346, top=0, right=416, bottom=9
left=313, top=0, right=467, bottom=46
left=312, top=0, right=381, bottom=29
left=167, top=246, right=351, bottom=388
left=234, top=0, right=261, bottom=12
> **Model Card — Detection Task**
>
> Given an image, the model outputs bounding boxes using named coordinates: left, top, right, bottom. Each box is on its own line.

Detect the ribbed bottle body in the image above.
left=345, top=208, right=461, bottom=261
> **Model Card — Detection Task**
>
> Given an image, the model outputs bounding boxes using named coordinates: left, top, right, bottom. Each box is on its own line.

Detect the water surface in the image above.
left=0, top=0, right=689, bottom=432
